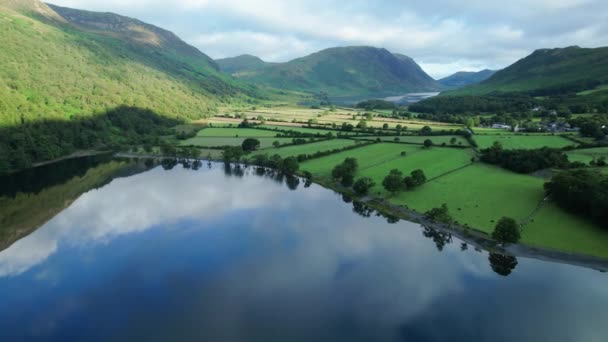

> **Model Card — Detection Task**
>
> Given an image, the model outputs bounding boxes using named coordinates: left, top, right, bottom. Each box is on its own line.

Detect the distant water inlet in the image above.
left=384, top=92, right=440, bottom=104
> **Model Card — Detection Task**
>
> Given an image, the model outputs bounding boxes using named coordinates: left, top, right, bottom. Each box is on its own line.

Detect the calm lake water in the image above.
left=383, top=92, right=440, bottom=104
left=0, top=157, right=607, bottom=341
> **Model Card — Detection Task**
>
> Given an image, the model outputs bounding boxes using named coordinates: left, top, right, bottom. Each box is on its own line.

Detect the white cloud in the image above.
left=190, top=31, right=316, bottom=62
left=0, top=166, right=290, bottom=277
left=47, top=0, right=608, bottom=78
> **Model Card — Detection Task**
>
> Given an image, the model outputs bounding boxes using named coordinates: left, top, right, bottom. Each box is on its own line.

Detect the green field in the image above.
left=354, top=135, right=470, bottom=146
left=180, top=137, right=295, bottom=148
left=258, top=125, right=354, bottom=136
left=566, top=147, right=608, bottom=164
left=473, top=128, right=514, bottom=134
left=359, top=149, right=473, bottom=194
left=301, top=142, right=473, bottom=190
left=197, top=128, right=280, bottom=138
left=388, top=164, right=546, bottom=232
left=475, top=134, right=575, bottom=149
left=577, top=84, right=608, bottom=96
left=523, top=202, right=608, bottom=258
left=251, top=139, right=357, bottom=158
left=179, top=127, right=303, bottom=148
left=301, top=143, right=412, bottom=178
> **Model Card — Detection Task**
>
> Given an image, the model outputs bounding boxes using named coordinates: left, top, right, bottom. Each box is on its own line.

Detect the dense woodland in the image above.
left=480, top=142, right=571, bottom=173
left=409, top=91, right=608, bottom=116
left=0, top=5, right=263, bottom=126
left=0, top=106, right=180, bottom=173
left=545, top=170, right=608, bottom=228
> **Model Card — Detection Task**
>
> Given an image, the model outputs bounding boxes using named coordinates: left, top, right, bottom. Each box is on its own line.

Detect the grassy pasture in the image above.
left=301, top=143, right=473, bottom=186
left=566, top=147, right=608, bottom=164
left=301, top=143, right=410, bottom=178
left=523, top=202, right=608, bottom=258
left=577, top=84, right=608, bottom=96
left=197, top=128, right=280, bottom=138
left=219, top=106, right=461, bottom=132
left=354, top=135, right=470, bottom=146
left=180, top=137, right=295, bottom=148
left=471, top=128, right=512, bottom=134
left=389, top=164, right=546, bottom=232
left=474, top=134, right=575, bottom=149
left=359, top=148, right=474, bottom=193
left=250, top=139, right=357, bottom=158
left=258, top=125, right=354, bottom=136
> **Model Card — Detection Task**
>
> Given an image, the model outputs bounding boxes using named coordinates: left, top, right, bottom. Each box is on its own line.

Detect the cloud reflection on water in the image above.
left=0, top=163, right=606, bottom=341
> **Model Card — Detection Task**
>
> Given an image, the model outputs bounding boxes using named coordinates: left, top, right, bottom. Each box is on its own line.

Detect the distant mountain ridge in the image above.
left=446, top=46, right=608, bottom=95
left=216, top=54, right=273, bottom=76
left=48, top=4, right=220, bottom=70
left=438, top=69, right=496, bottom=88
left=219, top=46, right=442, bottom=99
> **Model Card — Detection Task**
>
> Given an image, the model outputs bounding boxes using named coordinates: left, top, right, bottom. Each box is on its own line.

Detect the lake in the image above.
left=383, top=92, right=440, bottom=104
left=0, top=157, right=607, bottom=341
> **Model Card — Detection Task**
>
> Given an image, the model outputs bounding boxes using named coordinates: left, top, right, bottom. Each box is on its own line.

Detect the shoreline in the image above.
left=32, top=150, right=112, bottom=168
left=309, top=177, right=608, bottom=272
left=61, top=152, right=608, bottom=271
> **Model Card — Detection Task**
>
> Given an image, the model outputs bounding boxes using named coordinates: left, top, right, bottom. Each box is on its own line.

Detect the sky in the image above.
left=49, top=0, right=608, bottom=79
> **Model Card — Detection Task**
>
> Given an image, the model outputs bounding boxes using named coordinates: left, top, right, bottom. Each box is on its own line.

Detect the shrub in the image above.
left=425, top=204, right=454, bottom=225
left=382, top=169, right=404, bottom=194
left=242, top=138, right=261, bottom=152
left=492, top=217, right=521, bottom=244
left=353, top=177, right=376, bottom=196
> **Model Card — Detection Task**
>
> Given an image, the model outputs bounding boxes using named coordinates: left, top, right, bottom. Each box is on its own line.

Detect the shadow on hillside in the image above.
left=0, top=105, right=181, bottom=176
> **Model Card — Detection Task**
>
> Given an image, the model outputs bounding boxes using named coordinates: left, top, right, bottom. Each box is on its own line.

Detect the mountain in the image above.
left=232, top=46, right=442, bottom=99
left=438, top=69, right=496, bottom=88
left=216, top=54, right=273, bottom=76
left=0, top=0, right=257, bottom=125
left=447, top=46, right=608, bottom=95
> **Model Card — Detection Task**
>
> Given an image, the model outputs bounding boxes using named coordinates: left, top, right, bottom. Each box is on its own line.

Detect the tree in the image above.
left=424, top=204, right=453, bottom=225
left=357, top=120, right=368, bottom=129
left=280, top=156, right=299, bottom=175
left=382, top=123, right=389, bottom=130
left=160, top=144, right=177, bottom=157
left=0, top=149, right=10, bottom=174
left=272, top=140, right=281, bottom=148
left=341, top=123, right=354, bottom=132
left=242, top=138, right=261, bottom=152
left=222, top=146, right=244, bottom=164
left=332, top=158, right=359, bottom=186
left=421, top=126, right=432, bottom=135
left=544, top=169, right=608, bottom=226
left=341, top=173, right=355, bottom=187
left=450, top=137, right=457, bottom=145
left=353, top=177, right=375, bottom=196
left=423, top=139, right=433, bottom=148
left=382, top=169, right=404, bottom=194
left=252, top=153, right=269, bottom=166
left=492, top=217, right=521, bottom=244
left=411, top=169, right=426, bottom=186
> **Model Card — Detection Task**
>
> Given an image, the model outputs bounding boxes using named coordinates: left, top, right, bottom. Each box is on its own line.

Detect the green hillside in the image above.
left=447, top=46, right=608, bottom=95
left=0, top=0, right=259, bottom=126
left=234, top=46, right=442, bottom=98
left=216, top=54, right=273, bottom=76
left=438, top=69, right=496, bottom=88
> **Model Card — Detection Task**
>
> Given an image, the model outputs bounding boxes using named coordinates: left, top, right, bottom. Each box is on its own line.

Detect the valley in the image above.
left=1, top=0, right=608, bottom=340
